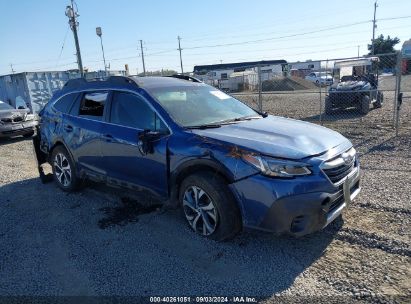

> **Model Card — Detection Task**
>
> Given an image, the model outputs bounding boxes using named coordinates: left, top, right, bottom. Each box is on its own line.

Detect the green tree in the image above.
left=368, top=35, right=400, bottom=70
left=368, top=34, right=400, bottom=55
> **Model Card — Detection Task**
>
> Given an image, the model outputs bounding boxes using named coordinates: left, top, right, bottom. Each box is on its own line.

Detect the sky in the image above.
left=0, top=0, right=410, bottom=75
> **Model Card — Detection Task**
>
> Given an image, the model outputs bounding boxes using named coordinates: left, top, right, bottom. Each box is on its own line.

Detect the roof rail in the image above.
left=63, top=76, right=138, bottom=90
left=107, top=75, right=138, bottom=86
left=63, top=78, right=88, bottom=89
left=167, top=74, right=202, bottom=83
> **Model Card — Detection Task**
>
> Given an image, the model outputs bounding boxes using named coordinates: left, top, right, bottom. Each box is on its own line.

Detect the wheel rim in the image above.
left=182, top=186, right=218, bottom=236
left=53, top=153, right=72, bottom=187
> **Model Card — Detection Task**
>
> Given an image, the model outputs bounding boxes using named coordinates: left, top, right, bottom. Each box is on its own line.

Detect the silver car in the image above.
left=0, top=101, right=38, bottom=138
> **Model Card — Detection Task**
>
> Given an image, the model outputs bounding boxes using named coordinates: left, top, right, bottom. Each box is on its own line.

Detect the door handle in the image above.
left=102, top=134, right=114, bottom=142
left=64, top=124, right=73, bottom=132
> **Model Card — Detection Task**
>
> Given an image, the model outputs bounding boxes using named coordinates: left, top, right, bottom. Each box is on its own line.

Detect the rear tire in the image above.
left=374, top=91, right=383, bottom=108
left=51, top=145, right=80, bottom=192
left=325, top=97, right=333, bottom=114
left=23, top=131, right=34, bottom=138
left=179, top=171, right=242, bottom=241
left=360, top=95, right=370, bottom=114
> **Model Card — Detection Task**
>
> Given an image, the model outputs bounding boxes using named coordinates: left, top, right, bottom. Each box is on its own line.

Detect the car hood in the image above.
left=191, top=116, right=350, bottom=160
left=333, top=80, right=369, bottom=91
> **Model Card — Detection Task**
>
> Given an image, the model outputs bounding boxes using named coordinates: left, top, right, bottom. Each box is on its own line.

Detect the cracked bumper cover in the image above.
left=0, top=120, right=37, bottom=137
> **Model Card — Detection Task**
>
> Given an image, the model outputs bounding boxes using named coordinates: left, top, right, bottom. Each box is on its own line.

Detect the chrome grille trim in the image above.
left=320, top=147, right=358, bottom=185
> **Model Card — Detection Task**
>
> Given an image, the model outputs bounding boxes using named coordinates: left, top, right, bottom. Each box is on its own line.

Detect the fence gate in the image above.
left=395, top=49, right=411, bottom=135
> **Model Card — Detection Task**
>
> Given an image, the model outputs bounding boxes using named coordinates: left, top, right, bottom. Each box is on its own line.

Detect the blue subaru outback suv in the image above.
left=34, top=75, right=360, bottom=240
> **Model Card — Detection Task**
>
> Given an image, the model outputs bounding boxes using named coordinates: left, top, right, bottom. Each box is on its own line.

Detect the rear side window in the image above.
left=53, top=93, right=78, bottom=113
left=78, top=91, right=108, bottom=120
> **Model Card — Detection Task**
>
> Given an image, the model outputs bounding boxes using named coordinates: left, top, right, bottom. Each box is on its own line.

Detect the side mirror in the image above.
left=137, top=129, right=162, bottom=155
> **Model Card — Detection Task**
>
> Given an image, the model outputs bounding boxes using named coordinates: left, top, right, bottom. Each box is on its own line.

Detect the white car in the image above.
left=305, top=72, right=334, bottom=86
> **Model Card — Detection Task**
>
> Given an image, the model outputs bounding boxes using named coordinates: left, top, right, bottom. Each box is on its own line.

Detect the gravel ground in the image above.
left=0, top=89, right=410, bottom=302
left=234, top=75, right=411, bottom=129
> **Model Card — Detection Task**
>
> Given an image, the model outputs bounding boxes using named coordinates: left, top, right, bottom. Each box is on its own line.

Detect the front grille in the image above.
left=323, top=159, right=355, bottom=183
left=321, top=147, right=357, bottom=184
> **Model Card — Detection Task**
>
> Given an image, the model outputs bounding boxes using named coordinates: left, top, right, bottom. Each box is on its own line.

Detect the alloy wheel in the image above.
left=182, top=185, right=218, bottom=236
left=53, top=153, right=72, bottom=187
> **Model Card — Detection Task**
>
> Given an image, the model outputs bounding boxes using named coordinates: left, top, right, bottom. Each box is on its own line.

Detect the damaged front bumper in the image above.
left=230, top=166, right=360, bottom=237
left=0, top=120, right=37, bottom=138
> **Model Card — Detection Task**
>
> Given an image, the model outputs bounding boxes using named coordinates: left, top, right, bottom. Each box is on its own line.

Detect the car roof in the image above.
left=132, top=76, right=206, bottom=89
left=61, top=75, right=205, bottom=93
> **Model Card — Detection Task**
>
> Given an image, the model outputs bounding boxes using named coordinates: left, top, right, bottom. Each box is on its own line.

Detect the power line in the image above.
left=378, top=15, right=411, bottom=21
left=182, top=2, right=374, bottom=42
left=55, top=25, right=70, bottom=69
left=183, top=20, right=372, bottom=50
left=3, top=12, right=410, bottom=74
left=193, top=45, right=361, bottom=66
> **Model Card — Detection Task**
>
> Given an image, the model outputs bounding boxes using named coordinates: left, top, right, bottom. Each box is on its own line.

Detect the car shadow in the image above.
left=0, top=135, right=33, bottom=146
left=0, top=177, right=343, bottom=297
left=302, top=106, right=377, bottom=122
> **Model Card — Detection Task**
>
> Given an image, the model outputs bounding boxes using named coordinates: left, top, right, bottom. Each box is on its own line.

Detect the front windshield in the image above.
left=149, top=85, right=258, bottom=127
left=0, top=101, right=14, bottom=111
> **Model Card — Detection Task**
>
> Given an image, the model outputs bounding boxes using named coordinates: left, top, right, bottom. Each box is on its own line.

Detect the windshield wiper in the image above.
left=185, top=115, right=262, bottom=129
left=185, top=124, right=222, bottom=130
left=218, top=115, right=262, bottom=124
left=233, top=115, right=262, bottom=122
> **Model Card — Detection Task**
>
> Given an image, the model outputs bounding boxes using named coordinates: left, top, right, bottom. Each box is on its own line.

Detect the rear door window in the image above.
left=77, top=91, right=108, bottom=120
left=53, top=93, right=78, bottom=113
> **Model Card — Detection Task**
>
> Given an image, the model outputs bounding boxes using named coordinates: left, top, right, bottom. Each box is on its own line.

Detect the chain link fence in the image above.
left=196, top=52, right=409, bottom=134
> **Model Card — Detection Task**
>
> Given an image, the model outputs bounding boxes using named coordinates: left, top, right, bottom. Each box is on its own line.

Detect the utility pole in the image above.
left=65, top=0, right=84, bottom=77
left=10, top=64, right=15, bottom=74
left=372, top=1, right=378, bottom=55
left=357, top=45, right=360, bottom=58
left=96, top=27, right=107, bottom=76
left=139, top=40, right=146, bottom=76
left=177, top=36, right=184, bottom=74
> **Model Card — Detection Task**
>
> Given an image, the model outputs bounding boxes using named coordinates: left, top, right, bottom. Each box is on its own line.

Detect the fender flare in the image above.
left=168, top=157, right=235, bottom=207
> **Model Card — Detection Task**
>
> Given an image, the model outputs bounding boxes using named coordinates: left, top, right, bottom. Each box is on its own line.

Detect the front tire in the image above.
left=325, top=97, right=333, bottom=114
left=374, top=91, right=383, bottom=108
left=360, top=95, right=370, bottom=114
left=179, top=172, right=242, bottom=241
left=51, top=145, right=80, bottom=192
left=23, top=130, right=35, bottom=138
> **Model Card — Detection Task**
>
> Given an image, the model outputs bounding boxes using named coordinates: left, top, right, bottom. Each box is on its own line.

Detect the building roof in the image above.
left=193, top=59, right=287, bottom=73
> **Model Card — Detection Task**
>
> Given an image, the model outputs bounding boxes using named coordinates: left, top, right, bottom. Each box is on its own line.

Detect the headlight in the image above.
left=25, top=114, right=35, bottom=121
left=242, top=154, right=311, bottom=178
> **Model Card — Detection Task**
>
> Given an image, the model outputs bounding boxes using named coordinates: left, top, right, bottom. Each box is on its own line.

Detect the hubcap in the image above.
left=54, top=153, right=72, bottom=187
left=182, top=186, right=218, bottom=236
